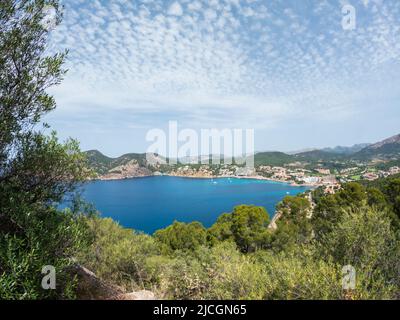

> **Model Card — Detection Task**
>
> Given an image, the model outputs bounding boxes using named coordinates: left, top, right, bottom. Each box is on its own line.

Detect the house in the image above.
left=389, top=166, right=400, bottom=175
left=362, top=172, right=379, bottom=181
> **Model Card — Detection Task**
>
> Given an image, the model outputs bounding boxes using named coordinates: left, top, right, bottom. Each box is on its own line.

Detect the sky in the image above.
left=44, top=0, right=400, bottom=157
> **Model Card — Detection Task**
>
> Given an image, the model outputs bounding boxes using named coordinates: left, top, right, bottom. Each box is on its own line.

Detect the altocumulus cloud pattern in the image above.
left=46, top=0, right=400, bottom=150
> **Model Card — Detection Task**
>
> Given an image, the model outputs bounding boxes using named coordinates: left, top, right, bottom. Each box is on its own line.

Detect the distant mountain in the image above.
left=365, top=134, right=400, bottom=149
left=288, top=137, right=399, bottom=162
left=85, top=133, right=400, bottom=173
left=286, top=148, right=318, bottom=155
left=322, top=143, right=371, bottom=155
left=297, top=136, right=400, bottom=161
left=286, top=143, right=371, bottom=158
left=294, top=150, right=345, bottom=161
left=353, top=134, right=400, bottom=160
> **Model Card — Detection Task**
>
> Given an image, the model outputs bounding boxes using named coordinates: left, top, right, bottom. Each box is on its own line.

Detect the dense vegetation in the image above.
left=0, top=0, right=92, bottom=299
left=1, top=0, right=399, bottom=300
left=74, top=177, right=400, bottom=300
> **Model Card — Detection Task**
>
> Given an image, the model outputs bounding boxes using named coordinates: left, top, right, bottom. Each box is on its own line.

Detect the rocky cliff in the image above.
left=100, top=159, right=153, bottom=180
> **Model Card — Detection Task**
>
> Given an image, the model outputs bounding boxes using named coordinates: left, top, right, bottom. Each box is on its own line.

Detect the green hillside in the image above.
left=85, top=150, right=148, bottom=175
left=254, top=152, right=295, bottom=166
left=294, top=150, right=346, bottom=161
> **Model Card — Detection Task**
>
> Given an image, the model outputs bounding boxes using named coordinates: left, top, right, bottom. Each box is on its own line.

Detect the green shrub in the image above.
left=154, top=221, right=207, bottom=253
left=314, top=206, right=399, bottom=299
left=78, top=218, right=164, bottom=290
left=0, top=209, right=89, bottom=300
left=160, top=242, right=269, bottom=300
left=208, top=205, right=271, bottom=253
left=253, top=249, right=342, bottom=300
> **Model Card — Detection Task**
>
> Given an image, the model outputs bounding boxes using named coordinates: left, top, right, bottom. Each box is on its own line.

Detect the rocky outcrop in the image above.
left=118, top=291, right=156, bottom=300
left=268, top=210, right=282, bottom=230
left=72, top=264, right=156, bottom=300
left=72, top=265, right=123, bottom=300
left=100, top=159, right=153, bottom=180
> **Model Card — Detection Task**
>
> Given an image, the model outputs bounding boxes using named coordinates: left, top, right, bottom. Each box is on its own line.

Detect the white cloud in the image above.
left=362, top=0, right=370, bottom=8
left=168, top=1, right=183, bottom=16
left=188, top=1, right=202, bottom=12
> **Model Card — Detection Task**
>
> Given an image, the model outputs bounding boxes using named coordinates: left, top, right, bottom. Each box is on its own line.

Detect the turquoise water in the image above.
left=78, top=176, right=309, bottom=234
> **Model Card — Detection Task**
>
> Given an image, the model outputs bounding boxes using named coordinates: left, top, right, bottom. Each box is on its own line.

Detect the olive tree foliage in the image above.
left=0, top=0, right=65, bottom=162
left=0, top=1, right=92, bottom=299
left=314, top=206, right=400, bottom=299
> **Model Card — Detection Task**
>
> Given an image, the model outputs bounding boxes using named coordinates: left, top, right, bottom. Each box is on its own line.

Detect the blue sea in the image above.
left=75, top=176, right=309, bottom=234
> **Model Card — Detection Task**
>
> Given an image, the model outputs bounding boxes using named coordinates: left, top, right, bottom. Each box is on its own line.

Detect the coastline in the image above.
left=92, top=173, right=320, bottom=188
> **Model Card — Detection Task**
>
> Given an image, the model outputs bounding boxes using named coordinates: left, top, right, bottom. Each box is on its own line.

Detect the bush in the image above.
left=0, top=209, right=89, bottom=300
left=314, top=206, right=399, bottom=299
left=253, top=249, right=342, bottom=300
left=154, top=221, right=207, bottom=253
left=160, top=242, right=269, bottom=300
left=78, top=218, right=165, bottom=291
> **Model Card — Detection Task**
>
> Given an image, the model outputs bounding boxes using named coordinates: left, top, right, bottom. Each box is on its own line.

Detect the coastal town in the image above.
left=94, top=155, right=400, bottom=196
left=166, top=163, right=400, bottom=191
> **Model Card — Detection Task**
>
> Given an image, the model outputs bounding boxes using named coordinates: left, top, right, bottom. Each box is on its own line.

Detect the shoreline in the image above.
left=92, top=173, right=320, bottom=188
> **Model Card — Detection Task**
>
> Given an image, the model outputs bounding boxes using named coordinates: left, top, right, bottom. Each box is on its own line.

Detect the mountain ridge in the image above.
left=352, top=134, right=400, bottom=160
left=85, top=133, right=400, bottom=174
